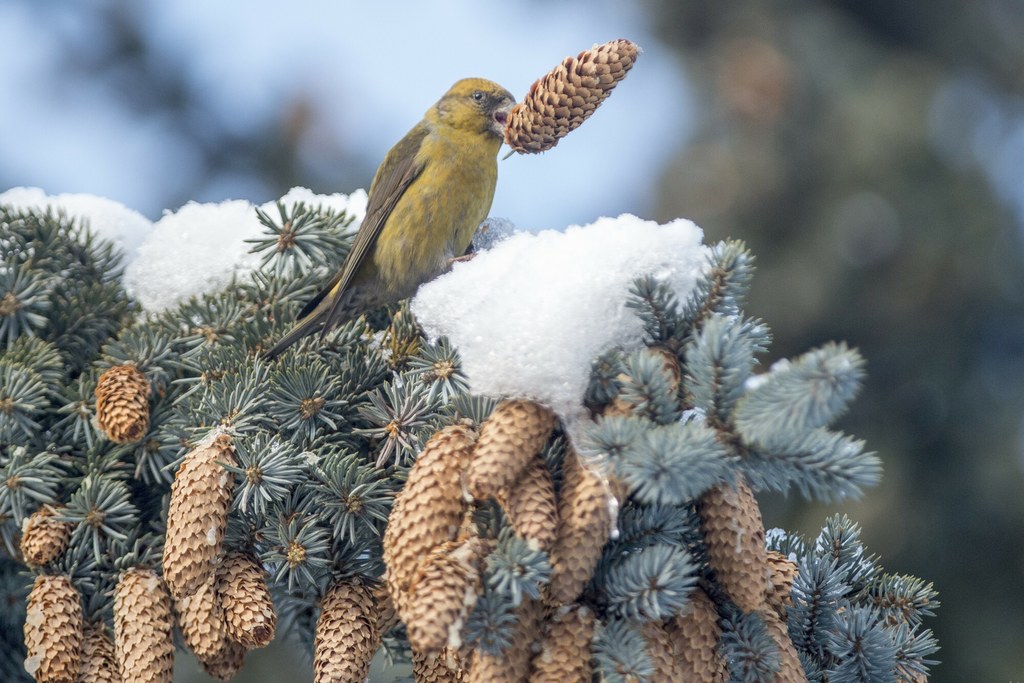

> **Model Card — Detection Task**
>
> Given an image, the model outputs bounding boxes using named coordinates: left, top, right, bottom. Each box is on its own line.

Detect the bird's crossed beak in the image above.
left=490, top=100, right=514, bottom=137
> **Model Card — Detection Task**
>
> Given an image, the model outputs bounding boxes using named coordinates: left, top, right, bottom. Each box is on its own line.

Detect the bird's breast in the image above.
left=373, top=131, right=499, bottom=298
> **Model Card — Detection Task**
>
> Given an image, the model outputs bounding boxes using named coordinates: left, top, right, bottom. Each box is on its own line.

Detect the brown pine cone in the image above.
left=505, top=39, right=639, bottom=154
left=697, top=478, right=770, bottom=613
left=528, top=604, right=595, bottom=683
left=494, top=453, right=558, bottom=552
left=642, top=620, right=682, bottom=683
left=405, top=538, right=487, bottom=654
left=413, top=648, right=467, bottom=683
left=760, top=610, right=805, bottom=683
left=466, top=400, right=556, bottom=501
left=94, top=364, right=151, bottom=444
left=766, top=550, right=798, bottom=620
left=467, top=597, right=542, bottom=683
left=217, top=551, right=276, bottom=649
left=113, top=568, right=174, bottom=683
left=20, top=506, right=72, bottom=567
left=198, top=639, right=247, bottom=681
left=666, top=587, right=727, bottom=682
left=384, top=425, right=476, bottom=620
left=23, top=575, right=82, bottom=683
left=162, top=432, right=237, bottom=601
left=313, top=578, right=381, bottom=683
left=547, top=448, right=613, bottom=606
left=176, top=574, right=227, bottom=663
left=78, top=622, right=118, bottom=683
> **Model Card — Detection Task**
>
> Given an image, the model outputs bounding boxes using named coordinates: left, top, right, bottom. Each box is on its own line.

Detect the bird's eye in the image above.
left=472, top=90, right=485, bottom=102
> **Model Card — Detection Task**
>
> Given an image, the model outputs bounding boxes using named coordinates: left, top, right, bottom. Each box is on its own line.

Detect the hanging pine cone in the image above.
left=405, top=537, right=487, bottom=654
left=20, top=506, right=72, bottom=567
left=466, top=399, right=556, bottom=500
left=528, top=604, right=595, bottom=683
left=79, top=622, right=119, bottom=683
left=176, top=574, right=227, bottom=664
left=504, top=39, right=639, bottom=154
left=113, top=567, right=175, bottom=683
left=642, top=620, right=682, bottom=683
left=760, top=610, right=805, bottom=683
left=494, top=453, right=558, bottom=551
left=94, top=364, right=151, bottom=444
left=547, top=448, right=613, bottom=605
left=23, top=575, right=82, bottom=683
left=697, top=477, right=770, bottom=613
left=766, top=550, right=798, bottom=620
left=313, top=578, right=381, bottom=683
left=413, top=648, right=467, bottom=683
left=197, top=639, right=247, bottom=681
left=666, top=587, right=727, bottom=682
left=467, top=597, right=542, bottom=683
left=384, top=425, right=476, bottom=619
left=162, top=431, right=237, bottom=601
left=216, top=550, right=277, bottom=649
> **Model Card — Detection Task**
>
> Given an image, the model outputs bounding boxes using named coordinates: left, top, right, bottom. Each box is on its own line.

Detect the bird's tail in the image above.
left=263, top=308, right=327, bottom=360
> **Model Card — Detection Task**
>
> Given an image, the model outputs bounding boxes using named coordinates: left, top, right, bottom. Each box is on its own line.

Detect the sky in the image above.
left=0, top=0, right=694, bottom=232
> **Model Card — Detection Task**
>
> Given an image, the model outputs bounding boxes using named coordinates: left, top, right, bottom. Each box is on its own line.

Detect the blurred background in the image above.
left=3, top=1, right=1023, bottom=680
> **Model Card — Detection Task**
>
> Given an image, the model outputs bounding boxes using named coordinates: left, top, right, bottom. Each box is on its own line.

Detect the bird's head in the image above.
left=432, top=78, right=515, bottom=139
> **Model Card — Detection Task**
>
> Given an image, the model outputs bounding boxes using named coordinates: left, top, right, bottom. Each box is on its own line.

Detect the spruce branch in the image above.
left=228, top=432, right=305, bottom=518
left=593, top=617, right=655, bottom=683
left=734, top=342, right=866, bottom=448
left=683, top=239, right=756, bottom=324
left=0, top=261, right=54, bottom=348
left=248, top=201, right=354, bottom=279
left=601, top=543, right=698, bottom=622
left=308, top=447, right=394, bottom=545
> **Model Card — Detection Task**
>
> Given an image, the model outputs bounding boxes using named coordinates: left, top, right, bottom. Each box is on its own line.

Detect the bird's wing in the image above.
left=298, top=125, right=430, bottom=327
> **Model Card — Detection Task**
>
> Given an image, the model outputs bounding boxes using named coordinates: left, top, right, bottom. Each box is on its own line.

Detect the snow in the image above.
left=0, top=186, right=152, bottom=258
left=412, top=214, right=708, bottom=422
left=2, top=188, right=711, bottom=422
left=125, top=187, right=367, bottom=311
left=1, top=186, right=366, bottom=312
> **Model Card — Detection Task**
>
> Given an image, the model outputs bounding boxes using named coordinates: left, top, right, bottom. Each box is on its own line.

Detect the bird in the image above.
left=264, top=78, right=515, bottom=360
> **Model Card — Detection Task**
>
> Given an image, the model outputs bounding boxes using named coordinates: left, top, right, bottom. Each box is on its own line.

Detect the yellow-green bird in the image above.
left=265, top=78, right=515, bottom=359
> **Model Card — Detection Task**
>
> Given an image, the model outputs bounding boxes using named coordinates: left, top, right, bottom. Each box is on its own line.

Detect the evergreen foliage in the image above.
left=0, top=199, right=938, bottom=681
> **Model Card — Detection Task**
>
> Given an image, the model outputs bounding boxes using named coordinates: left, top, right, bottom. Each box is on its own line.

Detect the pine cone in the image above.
left=20, top=506, right=72, bottom=567
left=78, top=622, right=119, bottom=683
left=467, top=597, right=542, bottom=683
left=666, top=587, right=727, bottom=682
left=547, top=448, right=613, bottom=605
left=697, top=478, right=770, bottom=612
left=642, top=620, right=682, bottom=683
left=494, top=453, right=558, bottom=551
left=94, top=364, right=151, bottom=444
left=384, top=425, right=476, bottom=619
left=413, top=648, right=467, bottom=683
left=314, top=578, right=381, bottom=683
left=766, top=550, right=798, bottom=620
left=373, top=580, right=399, bottom=635
left=504, top=39, right=639, bottom=154
left=217, top=551, right=276, bottom=649
left=528, top=604, right=595, bottom=683
left=198, top=639, right=247, bottom=681
left=406, top=538, right=487, bottom=654
left=760, top=610, right=805, bottom=683
left=176, top=574, right=227, bottom=663
left=23, top=575, right=82, bottom=683
left=162, top=432, right=237, bottom=601
left=467, top=399, right=556, bottom=501
left=114, top=568, right=174, bottom=683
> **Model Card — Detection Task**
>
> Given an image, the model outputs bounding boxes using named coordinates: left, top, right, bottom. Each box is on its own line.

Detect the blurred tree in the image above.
left=645, top=1, right=1024, bottom=680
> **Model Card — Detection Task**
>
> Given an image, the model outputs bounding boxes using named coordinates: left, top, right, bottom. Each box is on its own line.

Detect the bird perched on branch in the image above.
left=265, top=78, right=515, bottom=359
